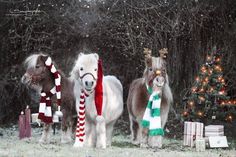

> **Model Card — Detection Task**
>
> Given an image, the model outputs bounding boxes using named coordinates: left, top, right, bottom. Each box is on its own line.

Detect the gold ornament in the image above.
left=156, top=70, right=161, bottom=75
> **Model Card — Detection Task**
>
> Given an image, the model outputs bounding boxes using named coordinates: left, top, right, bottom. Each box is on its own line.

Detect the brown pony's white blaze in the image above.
left=127, top=48, right=173, bottom=148
left=21, top=53, right=76, bottom=144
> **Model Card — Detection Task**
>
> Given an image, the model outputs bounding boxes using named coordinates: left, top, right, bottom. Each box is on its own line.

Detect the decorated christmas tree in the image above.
left=183, top=48, right=236, bottom=123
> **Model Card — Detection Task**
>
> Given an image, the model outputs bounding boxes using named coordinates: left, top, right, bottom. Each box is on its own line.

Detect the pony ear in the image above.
left=159, top=48, right=168, bottom=60
left=94, top=53, right=99, bottom=60
left=78, top=52, right=84, bottom=58
left=145, top=57, right=152, bottom=67
left=144, top=48, right=152, bottom=67
left=39, top=54, right=49, bottom=64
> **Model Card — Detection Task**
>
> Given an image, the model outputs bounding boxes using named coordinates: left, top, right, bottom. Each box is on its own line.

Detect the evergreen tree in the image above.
left=183, top=49, right=235, bottom=123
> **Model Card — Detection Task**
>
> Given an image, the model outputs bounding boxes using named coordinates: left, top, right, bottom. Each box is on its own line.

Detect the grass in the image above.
left=0, top=126, right=235, bottom=157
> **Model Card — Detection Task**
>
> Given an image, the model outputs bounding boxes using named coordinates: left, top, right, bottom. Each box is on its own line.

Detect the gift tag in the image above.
left=209, top=136, right=228, bottom=148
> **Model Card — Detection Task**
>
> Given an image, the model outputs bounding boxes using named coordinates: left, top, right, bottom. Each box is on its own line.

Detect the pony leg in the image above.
left=85, top=121, right=96, bottom=147
left=61, top=110, right=71, bottom=143
left=160, top=100, right=170, bottom=128
left=106, top=121, right=116, bottom=147
left=65, top=121, right=73, bottom=143
left=129, top=116, right=140, bottom=145
left=140, top=127, right=148, bottom=148
left=39, top=123, right=51, bottom=143
left=96, top=116, right=106, bottom=149
left=61, top=125, right=69, bottom=143
left=148, top=136, right=163, bottom=148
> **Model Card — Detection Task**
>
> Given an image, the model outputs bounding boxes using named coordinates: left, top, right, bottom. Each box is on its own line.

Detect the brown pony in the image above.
left=21, top=53, right=76, bottom=143
left=127, top=48, right=173, bottom=148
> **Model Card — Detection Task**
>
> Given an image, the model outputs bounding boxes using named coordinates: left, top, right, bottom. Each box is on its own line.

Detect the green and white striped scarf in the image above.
left=141, top=85, right=164, bottom=136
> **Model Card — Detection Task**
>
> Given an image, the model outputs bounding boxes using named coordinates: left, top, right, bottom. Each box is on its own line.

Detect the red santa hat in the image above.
left=95, top=59, right=104, bottom=122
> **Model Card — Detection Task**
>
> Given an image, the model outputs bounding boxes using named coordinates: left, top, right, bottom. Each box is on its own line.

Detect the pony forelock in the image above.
left=24, top=53, right=47, bottom=69
left=70, top=53, right=98, bottom=80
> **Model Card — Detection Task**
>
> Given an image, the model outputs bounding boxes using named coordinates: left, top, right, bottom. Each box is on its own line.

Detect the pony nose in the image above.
left=21, top=75, right=26, bottom=84
left=156, top=77, right=164, bottom=83
left=21, top=73, right=30, bottom=84
left=85, top=81, right=94, bottom=88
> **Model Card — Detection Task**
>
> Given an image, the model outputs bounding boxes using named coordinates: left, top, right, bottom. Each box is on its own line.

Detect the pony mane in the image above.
left=24, top=53, right=47, bottom=69
left=151, top=57, right=166, bottom=69
left=162, top=75, right=173, bottom=105
left=24, top=53, right=66, bottom=78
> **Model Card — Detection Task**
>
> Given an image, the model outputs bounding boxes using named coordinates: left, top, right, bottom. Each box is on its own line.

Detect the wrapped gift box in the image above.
left=208, top=136, right=228, bottom=148
left=183, top=121, right=204, bottom=147
left=205, top=125, right=224, bottom=137
left=196, top=138, right=206, bottom=151
left=205, top=132, right=224, bottom=137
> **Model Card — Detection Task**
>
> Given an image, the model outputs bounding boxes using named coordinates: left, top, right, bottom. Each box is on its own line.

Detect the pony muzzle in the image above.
left=154, top=76, right=165, bottom=87
left=80, top=73, right=97, bottom=91
left=21, top=73, right=31, bottom=85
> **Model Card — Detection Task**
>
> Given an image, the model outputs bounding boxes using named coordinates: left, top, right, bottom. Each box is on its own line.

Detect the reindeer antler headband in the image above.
left=159, top=48, right=168, bottom=59
left=144, top=48, right=152, bottom=59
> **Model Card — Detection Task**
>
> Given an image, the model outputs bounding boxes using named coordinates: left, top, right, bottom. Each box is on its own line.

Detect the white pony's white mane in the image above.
left=24, top=53, right=47, bottom=69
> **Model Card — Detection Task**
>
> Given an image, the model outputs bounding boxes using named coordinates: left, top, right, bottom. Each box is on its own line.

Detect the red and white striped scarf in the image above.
left=38, top=57, right=61, bottom=124
left=75, top=90, right=89, bottom=143
left=75, top=59, right=103, bottom=146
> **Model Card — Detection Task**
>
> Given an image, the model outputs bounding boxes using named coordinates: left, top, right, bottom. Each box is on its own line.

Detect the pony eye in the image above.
left=149, top=67, right=153, bottom=71
left=36, top=65, right=40, bottom=69
left=94, top=68, right=97, bottom=71
left=80, top=67, right=84, bottom=71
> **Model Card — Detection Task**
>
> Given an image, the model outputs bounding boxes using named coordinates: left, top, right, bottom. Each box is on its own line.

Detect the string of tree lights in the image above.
left=182, top=48, right=236, bottom=123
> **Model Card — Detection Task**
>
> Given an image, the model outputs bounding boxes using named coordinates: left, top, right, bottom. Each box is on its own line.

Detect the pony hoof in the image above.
left=153, top=148, right=161, bottom=152
left=151, top=144, right=162, bottom=149
left=61, top=136, right=72, bottom=144
left=96, top=142, right=106, bottom=149
left=39, top=138, right=49, bottom=144
left=131, top=140, right=140, bottom=145
left=61, top=139, right=71, bottom=144
left=73, top=142, right=83, bottom=148
left=96, top=145, right=106, bottom=149
left=140, top=143, right=148, bottom=148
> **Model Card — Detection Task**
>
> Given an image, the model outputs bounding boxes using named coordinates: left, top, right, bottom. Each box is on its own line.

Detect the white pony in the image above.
left=70, top=53, right=123, bottom=148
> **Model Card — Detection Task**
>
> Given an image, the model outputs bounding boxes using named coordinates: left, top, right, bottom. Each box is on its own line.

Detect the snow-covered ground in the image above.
left=0, top=126, right=235, bottom=157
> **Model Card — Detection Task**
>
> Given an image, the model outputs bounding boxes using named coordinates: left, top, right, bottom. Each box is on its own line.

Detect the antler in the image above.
left=144, top=48, right=152, bottom=59
left=144, top=48, right=152, bottom=67
left=159, top=48, right=168, bottom=59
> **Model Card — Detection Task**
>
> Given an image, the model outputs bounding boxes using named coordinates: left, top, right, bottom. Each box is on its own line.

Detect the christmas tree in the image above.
left=182, top=49, right=236, bottom=123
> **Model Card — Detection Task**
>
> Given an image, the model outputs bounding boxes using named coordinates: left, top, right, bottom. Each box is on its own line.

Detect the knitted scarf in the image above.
left=38, top=57, right=61, bottom=124
left=75, top=59, right=103, bottom=145
left=141, top=85, right=164, bottom=136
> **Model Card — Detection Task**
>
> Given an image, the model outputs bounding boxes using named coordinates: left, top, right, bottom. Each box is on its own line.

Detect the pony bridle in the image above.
left=79, top=72, right=97, bottom=81
left=25, top=70, right=43, bottom=85
left=79, top=71, right=97, bottom=93
left=152, top=68, right=166, bottom=87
